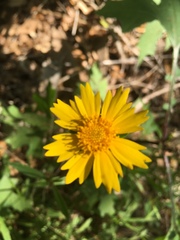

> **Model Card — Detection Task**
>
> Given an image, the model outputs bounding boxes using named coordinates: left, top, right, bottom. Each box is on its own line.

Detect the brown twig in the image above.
left=72, top=9, right=80, bottom=36
left=135, top=82, right=180, bottom=111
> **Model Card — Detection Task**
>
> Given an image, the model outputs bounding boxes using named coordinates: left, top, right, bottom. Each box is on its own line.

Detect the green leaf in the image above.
left=7, top=105, right=22, bottom=119
left=0, top=174, right=32, bottom=212
left=99, top=0, right=180, bottom=48
left=22, top=113, right=49, bottom=130
left=175, top=66, right=180, bottom=78
left=0, top=175, right=18, bottom=205
left=10, top=162, right=45, bottom=179
left=46, top=82, right=56, bottom=108
left=153, top=0, right=161, bottom=4
left=52, top=176, right=65, bottom=186
left=33, top=83, right=56, bottom=117
left=142, top=110, right=162, bottom=137
left=138, top=20, right=165, bottom=64
left=26, top=136, right=42, bottom=157
left=89, top=63, right=108, bottom=100
left=1, top=107, right=15, bottom=126
left=165, top=226, right=180, bottom=240
left=6, top=127, right=32, bottom=149
left=6, top=126, right=43, bottom=158
left=98, top=195, right=115, bottom=217
left=3, top=192, right=32, bottom=212
left=157, top=0, right=180, bottom=47
left=33, top=94, right=50, bottom=115
left=76, top=218, right=93, bottom=234
left=52, top=186, right=69, bottom=218
left=98, top=0, right=158, bottom=32
left=0, top=217, right=12, bottom=240
left=163, top=98, right=176, bottom=111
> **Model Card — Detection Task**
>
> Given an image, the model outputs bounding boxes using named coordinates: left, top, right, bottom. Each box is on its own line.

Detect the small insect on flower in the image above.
left=44, top=83, right=151, bottom=193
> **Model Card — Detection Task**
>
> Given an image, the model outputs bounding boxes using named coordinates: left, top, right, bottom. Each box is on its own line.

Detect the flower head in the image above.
left=44, top=83, right=151, bottom=193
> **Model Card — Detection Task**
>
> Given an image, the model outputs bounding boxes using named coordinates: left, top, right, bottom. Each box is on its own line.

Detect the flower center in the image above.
left=77, top=116, right=116, bottom=153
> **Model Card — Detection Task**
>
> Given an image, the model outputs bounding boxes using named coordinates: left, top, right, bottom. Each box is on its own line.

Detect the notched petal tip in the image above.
left=65, top=176, right=73, bottom=185
left=105, top=182, right=121, bottom=194
left=106, top=187, right=112, bottom=194
left=44, top=151, right=57, bottom=157
left=43, top=144, right=48, bottom=150
left=124, top=87, right=130, bottom=96
left=145, top=157, right=152, bottom=163
left=50, top=106, right=55, bottom=112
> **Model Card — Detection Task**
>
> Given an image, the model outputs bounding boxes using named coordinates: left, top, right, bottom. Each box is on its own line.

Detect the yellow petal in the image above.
left=93, top=153, right=102, bottom=188
left=44, top=134, right=78, bottom=157
left=44, top=141, right=64, bottom=156
left=65, top=155, right=90, bottom=184
left=80, top=83, right=95, bottom=116
left=115, top=110, right=149, bottom=134
left=99, top=151, right=120, bottom=193
left=110, top=140, right=133, bottom=169
left=61, top=154, right=83, bottom=170
left=119, top=148, right=150, bottom=168
left=117, top=102, right=132, bottom=115
left=117, top=126, right=143, bottom=134
left=117, top=138, right=147, bottom=150
left=57, top=151, right=74, bottom=162
left=52, top=133, right=72, bottom=140
left=112, top=108, right=135, bottom=127
left=107, top=150, right=123, bottom=177
left=112, top=138, right=151, bottom=169
left=106, top=88, right=130, bottom=120
left=105, top=87, right=123, bottom=117
left=74, top=96, right=88, bottom=117
left=101, top=90, right=113, bottom=117
left=56, top=133, right=78, bottom=145
left=51, top=99, right=80, bottom=122
left=69, top=99, right=80, bottom=115
left=95, top=92, right=101, bottom=115
left=55, top=119, right=78, bottom=130
left=119, top=110, right=148, bottom=127
left=79, top=154, right=94, bottom=184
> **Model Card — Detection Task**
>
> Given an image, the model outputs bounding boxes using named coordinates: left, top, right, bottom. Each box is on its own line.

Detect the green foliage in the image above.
left=98, top=0, right=158, bottom=32
left=33, top=83, right=56, bottom=117
left=0, top=217, right=11, bottom=240
left=0, top=83, right=71, bottom=239
left=138, top=20, right=165, bottom=64
left=143, top=110, right=162, bottom=137
left=0, top=174, right=32, bottom=212
left=157, top=0, right=180, bottom=47
left=98, top=194, right=115, bottom=217
left=99, top=0, right=180, bottom=64
left=51, top=185, right=69, bottom=218
left=99, top=0, right=180, bottom=46
left=10, top=162, right=45, bottom=179
left=163, top=98, right=177, bottom=111
left=89, top=63, right=108, bottom=100
left=1, top=106, right=45, bottom=158
left=0, top=84, right=55, bottom=158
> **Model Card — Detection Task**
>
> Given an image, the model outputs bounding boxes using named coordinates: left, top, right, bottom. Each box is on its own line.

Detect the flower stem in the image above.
left=168, top=45, right=179, bottom=121
left=163, top=44, right=179, bottom=232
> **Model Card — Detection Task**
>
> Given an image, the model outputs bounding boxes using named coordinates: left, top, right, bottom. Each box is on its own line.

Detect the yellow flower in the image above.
left=44, top=83, right=151, bottom=193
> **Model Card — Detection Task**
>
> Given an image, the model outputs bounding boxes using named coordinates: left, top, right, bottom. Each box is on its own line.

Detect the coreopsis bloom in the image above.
left=44, top=83, right=151, bottom=193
